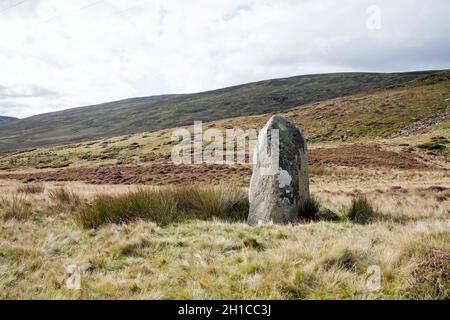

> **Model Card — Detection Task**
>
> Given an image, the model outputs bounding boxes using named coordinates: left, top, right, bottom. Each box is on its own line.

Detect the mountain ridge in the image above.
left=0, top=70, right=443, bottom=153
left=0, top=116, right=18, bottom=123
left=0, top=70, right=448, bottom=171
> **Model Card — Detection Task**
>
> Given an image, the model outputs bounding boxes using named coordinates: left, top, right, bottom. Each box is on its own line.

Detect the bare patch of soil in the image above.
left=0, top=144, right=433, bottom=185
left=0, top=162, right=252, bottom=186
left=309, top=144, right=431, bottom=170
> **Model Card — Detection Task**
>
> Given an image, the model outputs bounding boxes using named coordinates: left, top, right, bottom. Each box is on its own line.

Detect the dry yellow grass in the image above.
left=0, top=166, right=449, bottom=300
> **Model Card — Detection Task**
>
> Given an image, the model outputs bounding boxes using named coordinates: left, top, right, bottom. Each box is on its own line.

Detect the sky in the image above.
left=0, top=0, right=449, bottom=118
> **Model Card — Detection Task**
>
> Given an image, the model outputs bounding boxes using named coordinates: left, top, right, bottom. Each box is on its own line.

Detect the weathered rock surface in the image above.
left=248, top=115, right=310, bottom=225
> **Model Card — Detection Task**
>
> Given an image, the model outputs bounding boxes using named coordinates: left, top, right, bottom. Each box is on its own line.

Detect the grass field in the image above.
left=0, top=166, right=449, bottom=299
left=0, top=71, right=449, bottom=300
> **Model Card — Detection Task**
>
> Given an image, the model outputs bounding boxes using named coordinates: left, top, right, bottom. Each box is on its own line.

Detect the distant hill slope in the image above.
left=0, top=116, right=18, bottom=123
left=1, top=71, right=448, bottom=171
left=0, top=70, right=440, bottom=153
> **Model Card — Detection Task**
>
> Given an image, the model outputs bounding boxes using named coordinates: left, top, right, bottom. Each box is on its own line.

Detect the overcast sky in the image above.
left=0, top=0, right=449, bottom=118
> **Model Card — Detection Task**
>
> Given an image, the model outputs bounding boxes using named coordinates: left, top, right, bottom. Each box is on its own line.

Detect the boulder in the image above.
left=248, top=115, right=310, bottom=225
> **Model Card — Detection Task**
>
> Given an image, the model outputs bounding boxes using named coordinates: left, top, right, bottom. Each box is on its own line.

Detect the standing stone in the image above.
left=248, top=115, right=310, bottom=225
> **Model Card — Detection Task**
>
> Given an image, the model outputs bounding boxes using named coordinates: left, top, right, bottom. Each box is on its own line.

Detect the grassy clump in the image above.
left=298, top=196, right=342, bottom=222
left=76, top=189, right=177, bottom=229
left=279, top=271, right=318, bottom=300
left=298, top=196, right=321, bottom=221
left=309, top=166, right=331, bottom=177
left=347, top=196, right=378, bottom=224
left=17, top=183, right=45, bottom=194
left=188, top=187, right=249, bottom=221
left=320, top=248, right=369, bottom=273
left=315, top=208, right=341, bottom=222
left=0, top=194, right=33, bottom=220
left=49, top=187, right=81, bottom=209
left=431, top=136, right=449, bottom=143
left=418, top=136, right=449, bottom=151
left=242, top=237, right=265, bottom=251
left=418, top=142, right=446, bottom=151
left=76, top=186, right=248, bottom=229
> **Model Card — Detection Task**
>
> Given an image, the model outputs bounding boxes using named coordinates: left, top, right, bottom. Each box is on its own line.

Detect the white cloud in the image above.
left=0, top=0, right=449, bottom=118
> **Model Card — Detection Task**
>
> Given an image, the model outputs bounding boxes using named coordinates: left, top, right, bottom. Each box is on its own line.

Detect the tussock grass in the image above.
left=76, top=188, right=341, bottom=229
left=0, top=194, right=33, bottom=220
left=320, top=248, right=369, bottom=272
left=309, top=166, right=332, bottom=177
left=298, top=196, right=321, bottom=221
left=17, top=183, right=45, bottom=194
left=279, top=270, right=318, bottom=300
left=76, top=189, right=177, bottom=229
left=184, top=187, right=249, bottom=221
left=0, top=169, right=449, bottom=299
left=49, top=187, right=81, bottom=208
left=242, top=237, right=265, bottom=251
left=76, top=185, right=248, bottom=229
left=347, top=196, right=379, bottom=224
left=418, top=136, right=449, bottom=151
left=298, top=196, right=342, bottom=222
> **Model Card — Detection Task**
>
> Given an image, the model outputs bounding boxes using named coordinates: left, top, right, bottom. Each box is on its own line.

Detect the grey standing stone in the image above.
left=248, top=115, right=310, bottom=225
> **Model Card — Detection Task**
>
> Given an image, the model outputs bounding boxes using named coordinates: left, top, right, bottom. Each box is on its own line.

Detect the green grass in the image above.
left=76, top=187, right=339, bottom=229
left=0, top=180, right=449, bottom=299
left=320, top=248, right=369, bottom=273
left=418, top=136, right=449, bottom=151
left=347, top=196, right=379, bottom=224
left=418, top=143, right=446, bottom=151
left=76, top=186, right=248, bottom=229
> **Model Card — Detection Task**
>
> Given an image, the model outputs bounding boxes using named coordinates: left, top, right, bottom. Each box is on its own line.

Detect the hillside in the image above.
left=0, top=70, right=448, bottom=172
left=0, top=116, right=17, bottom=123
left=0, top=71, right=438, bottom=153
